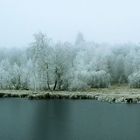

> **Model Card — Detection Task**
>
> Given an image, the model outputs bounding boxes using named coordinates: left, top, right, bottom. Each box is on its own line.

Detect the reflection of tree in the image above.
left=29, top=100, right=73, bottom=140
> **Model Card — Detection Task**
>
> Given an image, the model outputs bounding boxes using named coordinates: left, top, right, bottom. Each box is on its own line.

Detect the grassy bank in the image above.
left=0, top=85, right=140, bottom=103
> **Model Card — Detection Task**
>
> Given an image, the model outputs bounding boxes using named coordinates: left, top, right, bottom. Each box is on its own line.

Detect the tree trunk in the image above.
left=46, top=63, right=51, bottom=90
left=53, top=80, right=57, bottom=90
left=53, top=67, right=58, bottom=91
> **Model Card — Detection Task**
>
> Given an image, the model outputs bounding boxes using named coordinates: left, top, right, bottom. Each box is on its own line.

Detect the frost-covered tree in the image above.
left=0, top=32, right=140, bottom=90
left=0, top=59, right=11, bottom=89
left=51, top=42, right=74, bottom=90
left=30, top=32, right=52, bottom=90
left=128, top=72, right=140, bottom=88
left=87, top=70, right=111, bottom=88
left=11, top=63, right=22, bottom=89
left=68, top=70, right=89, bottom=91
left=75, top=32, right=85, bottom=45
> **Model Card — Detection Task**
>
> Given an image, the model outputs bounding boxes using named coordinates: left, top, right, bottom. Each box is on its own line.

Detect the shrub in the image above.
left=69, top=70, right=111, bottom=90
left=88, top=70, right=111, bottom=88
left=69, top=71, right=89, bottom=91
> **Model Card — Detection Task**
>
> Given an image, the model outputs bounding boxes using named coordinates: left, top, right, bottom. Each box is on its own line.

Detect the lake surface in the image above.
left=0, top=99, right=140, bottom=140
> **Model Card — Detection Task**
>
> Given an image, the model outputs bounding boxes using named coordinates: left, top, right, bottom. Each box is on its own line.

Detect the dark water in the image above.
left=0, top=99, right=140, bottom=140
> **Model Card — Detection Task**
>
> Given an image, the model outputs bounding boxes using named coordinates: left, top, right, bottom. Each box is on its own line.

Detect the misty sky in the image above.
left=0, top=0, right=140, bottom=47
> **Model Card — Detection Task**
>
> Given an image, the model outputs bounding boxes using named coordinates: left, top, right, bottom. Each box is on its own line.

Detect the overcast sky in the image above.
left=0, top=0, right=140, bottom=47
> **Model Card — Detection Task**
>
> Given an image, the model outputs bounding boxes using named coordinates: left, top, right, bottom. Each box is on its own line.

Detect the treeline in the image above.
left=0, top=32, right=140, bottom=91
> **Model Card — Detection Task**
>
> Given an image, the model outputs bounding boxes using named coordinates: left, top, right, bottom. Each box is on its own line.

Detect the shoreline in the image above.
left=0, top=88, right=140, bottom=103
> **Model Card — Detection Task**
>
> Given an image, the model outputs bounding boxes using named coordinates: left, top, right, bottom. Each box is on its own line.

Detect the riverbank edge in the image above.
left=0, top=91, right=139, bottom=103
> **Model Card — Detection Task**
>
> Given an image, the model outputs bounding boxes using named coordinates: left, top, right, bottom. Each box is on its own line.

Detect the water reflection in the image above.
left=0, top=99, right=140, bottom=140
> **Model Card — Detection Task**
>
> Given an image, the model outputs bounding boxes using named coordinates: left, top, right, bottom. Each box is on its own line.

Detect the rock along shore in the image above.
left=0, top=90, right=140, bottom=104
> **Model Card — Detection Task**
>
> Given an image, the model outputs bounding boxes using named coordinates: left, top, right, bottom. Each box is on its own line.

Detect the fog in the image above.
left=0, top=0, right=140, bottom=47
left=0, top=1, right=140, bottom=91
